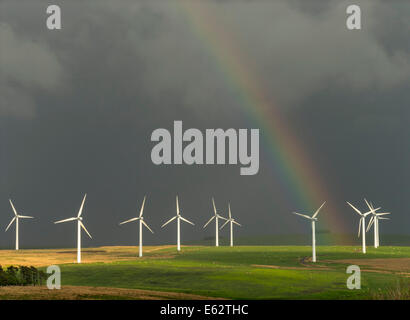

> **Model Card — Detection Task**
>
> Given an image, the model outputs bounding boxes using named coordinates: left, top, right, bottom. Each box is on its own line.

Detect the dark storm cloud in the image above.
left=0, top=0, right=409, bottom=248
left=0, top=22, right=63, bottom=117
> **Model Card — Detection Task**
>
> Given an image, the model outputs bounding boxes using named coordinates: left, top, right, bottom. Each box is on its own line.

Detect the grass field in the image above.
left=1, top=245, right=409, bottom=300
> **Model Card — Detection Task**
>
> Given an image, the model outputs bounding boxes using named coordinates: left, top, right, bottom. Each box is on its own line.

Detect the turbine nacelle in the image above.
left=292, top=213, right=317, bottom=221
left=119, top=195, right=153, bottom=258
left=291, top=202, right=325, bottom=263
left=362, top=198, right=392, bottom=249
left=5, top=199, right=34, bottom=250
left=53, top=194, right=91, bottom=263
left=204, top=198, right=228, bottom=229
left=220, top=204, right=241, bottom=230
left=54, top=194, right=92, bottom=239
left=162, top=196, right=195, bottom=229
left=119, top=196, right=153, bottom=233
left=364, top=198, right=391, bottom=233
left=292, top=201, right=325, bottom=223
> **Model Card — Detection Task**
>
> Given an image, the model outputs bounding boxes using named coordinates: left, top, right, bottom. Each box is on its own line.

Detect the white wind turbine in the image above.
left=365, top=199, right=390, bottom=248
left=203, top=198, right=227, bottom=247
left=292, top=202, right=326, bottom=263
left=5, top=199, right=34, bottom=250
left=161, top=196, right=194, bottom=251
left=347, top=201, right=379, bottom=253
left=54, top=194, right=92, bottom=263
left=220, top=202, right=241, bottom=247
left=119, top=196, right=153, bottom=257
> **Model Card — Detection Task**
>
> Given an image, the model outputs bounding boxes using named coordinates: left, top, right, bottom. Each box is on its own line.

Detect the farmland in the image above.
left=1, top=246, right=409, bottom=299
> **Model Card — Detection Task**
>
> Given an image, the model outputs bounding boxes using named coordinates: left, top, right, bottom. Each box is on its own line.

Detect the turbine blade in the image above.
left=9, top=199, right=18, bottom=216
left=233, top=221, right=241, bottom=227
left=180, top=216, right=194, bottom=226
left=220, top=219, right=229, bottom=230
left=347, top=202, right=362, bottom=215
left=80, top=221, right=92, bottom=238
left=77, top=194, right=87, bottom=217
left=119, top=217, right=139, bottom=225
left=217, top=215, right=227, bottom=221
left=139, top=196, right=146, bottom=218
left=54, top=217, right=77, bottom=224
left=364, top=199, right=380, bottom=215
left=366, top=216, right=374, bottom=232
left=142, top=220, right=154, bottom=233
left=378, top=217, right=390, bottom=220
left=312, top=201, right=326, bottom=219
left=161, top=216, right=176, bottom=228
left=292, top=212, right=312, bottom=220
left=363, top=209, right=373, bottom=217
left=364, top=198, right=372, bottom=210
left=212, top=197, right=217, bottom=215
left=176, top=196, right=179, bottom=214
left=228, top=203, right=232, bottom=219
left=18, top=215, right=34, bottom=219
left=367, top=207, right=381, bottom=216
left=358, top=218, right=362, bottom=238
left=5, top=217, right=16, bottom=232
left=376, top=212, right=390, bottom=216
left=203, top=216, right=215, bottom=228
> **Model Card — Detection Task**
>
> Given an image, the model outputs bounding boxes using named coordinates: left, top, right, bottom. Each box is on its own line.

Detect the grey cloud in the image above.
left=0, top=1, right=408, bottom=248
left=208, top=0, right=410, bottom=106
left=0, top=23, right=63, bottom=117
left=93, top=0, right=410, bottom=109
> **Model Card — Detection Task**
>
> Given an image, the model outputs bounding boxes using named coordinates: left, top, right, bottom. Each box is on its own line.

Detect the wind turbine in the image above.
left=54, top=194, right=92, bottom=263
left=365, top=199, right=390, bottom=248
left=292, top=202, right=325, bottom=263
left=220, top=202, right=241, bottom=247
left=346, top=201, right=378, bottom=253
left=203, top=198, right=227, bottom=247
left=161, top=196, right=194, bottom=251
left=119, top=196, right=153, bottom=257
left=5, top=199, right=34, bottom=250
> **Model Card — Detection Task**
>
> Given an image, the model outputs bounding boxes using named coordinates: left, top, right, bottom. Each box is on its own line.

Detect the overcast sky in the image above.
left=0, top=0, right=409, bottom=248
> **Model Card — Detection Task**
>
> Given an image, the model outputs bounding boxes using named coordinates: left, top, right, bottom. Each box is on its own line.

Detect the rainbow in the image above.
left=178, top=1, right=347, bottom=233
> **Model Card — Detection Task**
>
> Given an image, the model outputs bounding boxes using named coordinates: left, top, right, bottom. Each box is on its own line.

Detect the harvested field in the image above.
left=0, top=285, right=221, bottom=300
left=0, top=246, right=175, bottom=267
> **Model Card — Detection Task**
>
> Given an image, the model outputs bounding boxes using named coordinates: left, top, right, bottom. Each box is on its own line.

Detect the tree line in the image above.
left=0, top=265, right=47, bottom=286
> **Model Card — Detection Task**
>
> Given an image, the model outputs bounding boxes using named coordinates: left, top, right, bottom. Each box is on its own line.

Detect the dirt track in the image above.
left=0, top=285, right=222, bottom=300
left=252, top=264, right=331, bottom=271
left=324, top=258, right=410, bottom=273
left=253, top=257, right=410, bottom=275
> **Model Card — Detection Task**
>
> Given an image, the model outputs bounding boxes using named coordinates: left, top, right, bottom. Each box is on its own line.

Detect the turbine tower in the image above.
left=54, top=194, right=92, bottom=263
left=5, top=199, right=34, bottom=250
left=292, top=202, right=326, bottom=263
left=161, top=195, right=194, bottom=251
left=203, top=198, right=227, bottom=247
left=119, top=196, right=154, bottom=257
left=220, top=203, right=241, bottom=247
left=365, top=199, right=390, bottom=248
left=347, top=201, right=377, bottom=253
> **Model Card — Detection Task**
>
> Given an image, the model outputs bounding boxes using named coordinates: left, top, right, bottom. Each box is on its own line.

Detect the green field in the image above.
left=42, top=246, right=410, bottom=299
